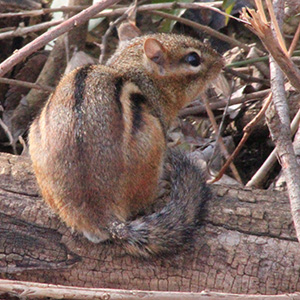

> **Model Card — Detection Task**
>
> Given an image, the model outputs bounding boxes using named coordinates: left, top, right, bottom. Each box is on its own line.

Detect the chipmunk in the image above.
left=29, top=33, right=224, bottom=257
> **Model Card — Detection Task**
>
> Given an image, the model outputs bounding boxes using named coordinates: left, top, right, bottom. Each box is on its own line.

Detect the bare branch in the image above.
left=0, top=2, right=223, bottom=19
left=150, top=10, right=250, bottom=52
left=265, top=0, right=300, bottom=243
left=241, top=6, right=300, bottom=92
left=247, top=108, right=300, bottom=187
left=210, top=93, right=273, bottom=184
left=0, top=19, right=62, bottom=40
left=0, top=0, right=123, bottom=77
left=203, top=94, right=242, bottom=184
left=2, top=279, right=300, bottom=300
left=0, top=77, right=54, bottom=92
left=0, top=5, right=87, bottom=18
left=178, top=89, right=271, bottom=117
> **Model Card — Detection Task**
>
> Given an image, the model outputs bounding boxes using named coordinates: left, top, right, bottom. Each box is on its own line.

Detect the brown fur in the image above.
left=29, top=33, right=224, bottom=256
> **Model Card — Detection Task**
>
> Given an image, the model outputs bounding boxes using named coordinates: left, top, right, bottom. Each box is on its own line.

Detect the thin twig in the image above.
left=254, top=0, right=267, bottom=23
left=98, top=0, right=139, bottom=64
left=266, top=0, right=287, bottom=54
left=208, top=81, right=242, bottom=182
left=203, top=95, right=243, bottom=184
left=178, top=89, right=270, bottom=117
left=0, top=77, right=55, bottom=92
left=288, top=21, right=300, bottom=57
left=246, top=108, right=300, bottom=187
left=99, top=14, right=127, bottom=64
left=0, top=19, right=63, bottom=40
left=0, top=2, right=224, bottom=23
left=224, top=67, right=270, bottom=85
left=0, top=6, right=88, bottom=18
left=0, top=118, right=16, bottom=154
left=241, top=7, right=300, bottom=92
left=150, top=10, right=250, bottom=52
left=0, top=26, right=16, bottom=33
left=210, top=93, right=273, bottom=183
left=226, top=50, right=300, bottom=68
left=0, top=2, right=223, bottom=18
left=0, top=0, right=123, bottom=77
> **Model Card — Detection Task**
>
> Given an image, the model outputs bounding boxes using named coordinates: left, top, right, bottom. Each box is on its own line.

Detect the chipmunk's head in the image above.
left=142, top=34, right=224, bottom=101
left=108, top=33, right=224, bottom=106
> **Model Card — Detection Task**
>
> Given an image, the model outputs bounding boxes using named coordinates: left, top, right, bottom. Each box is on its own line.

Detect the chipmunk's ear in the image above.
left=143, top=38, right=166, bottom=66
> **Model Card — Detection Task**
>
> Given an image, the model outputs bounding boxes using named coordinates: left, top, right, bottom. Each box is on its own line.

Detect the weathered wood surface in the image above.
left=0, top=152, right=298, bottom=295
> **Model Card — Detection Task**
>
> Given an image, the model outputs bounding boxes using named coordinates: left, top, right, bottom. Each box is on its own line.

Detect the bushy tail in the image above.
left=109, top=149, right=210, bottom=257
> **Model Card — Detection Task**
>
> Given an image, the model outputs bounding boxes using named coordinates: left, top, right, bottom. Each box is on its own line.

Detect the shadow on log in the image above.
left=0, top=153, right=298, bottom=295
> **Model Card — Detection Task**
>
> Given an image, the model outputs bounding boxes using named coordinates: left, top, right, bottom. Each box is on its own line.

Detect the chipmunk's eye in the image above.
left=184, top=52, right=202, bottom=67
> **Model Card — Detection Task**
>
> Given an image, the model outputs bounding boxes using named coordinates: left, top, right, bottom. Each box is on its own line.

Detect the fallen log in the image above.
left=0, top=152, right=298, bottom=295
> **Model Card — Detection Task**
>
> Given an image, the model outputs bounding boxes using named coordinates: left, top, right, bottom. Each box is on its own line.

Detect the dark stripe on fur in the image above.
left=114, top=78, right=123, bottom=114
left=130, top=93, right=147, bottom=134
left=73, top=65, right=91, bottom=144
left=73, top=65, right=91, bottom=113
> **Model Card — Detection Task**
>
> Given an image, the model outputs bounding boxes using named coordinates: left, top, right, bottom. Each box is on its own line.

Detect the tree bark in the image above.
left=0, top=153, right=298, bottom=295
